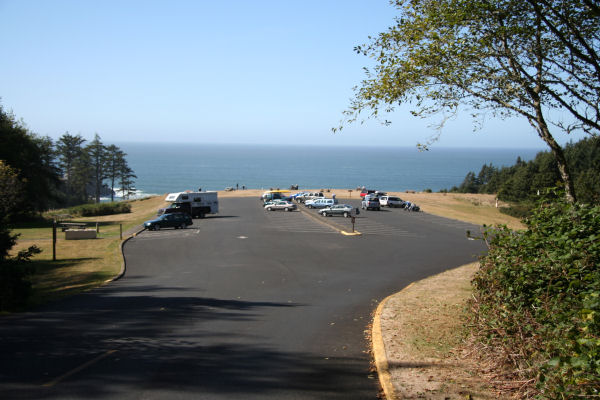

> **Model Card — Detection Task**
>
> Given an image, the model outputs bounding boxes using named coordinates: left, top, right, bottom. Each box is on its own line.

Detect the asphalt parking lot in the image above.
left=0, top=197, right=486, bottom=400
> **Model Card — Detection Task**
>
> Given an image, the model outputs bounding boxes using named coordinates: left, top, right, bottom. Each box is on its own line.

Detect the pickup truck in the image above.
left=361, top=195, right=381, bottom=211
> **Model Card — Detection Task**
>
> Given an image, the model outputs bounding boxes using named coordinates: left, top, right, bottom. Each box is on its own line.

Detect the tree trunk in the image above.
left=536, top=117, right=577, bottom=203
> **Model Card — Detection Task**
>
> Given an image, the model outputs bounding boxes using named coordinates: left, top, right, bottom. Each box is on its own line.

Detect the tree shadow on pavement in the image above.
left=0, top=288, right=375, bottom=400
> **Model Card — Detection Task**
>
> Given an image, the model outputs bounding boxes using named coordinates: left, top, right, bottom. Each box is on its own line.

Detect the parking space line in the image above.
left=42, top=349, right=117, bottom=387
left=263, top=210, right=339, bottom=234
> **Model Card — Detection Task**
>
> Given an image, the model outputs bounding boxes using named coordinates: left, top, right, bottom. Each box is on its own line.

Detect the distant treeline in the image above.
left=444, top=137, right=600, bottom=206
left=0, top=105, right=136, bottom=220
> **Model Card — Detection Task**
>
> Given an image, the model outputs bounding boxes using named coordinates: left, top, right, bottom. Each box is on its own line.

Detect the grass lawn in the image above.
left=9, top=195, right=167, bottom=308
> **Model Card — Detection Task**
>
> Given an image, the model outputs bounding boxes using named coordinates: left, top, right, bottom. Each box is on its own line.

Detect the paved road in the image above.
left=0, top=197, right=486, bottom=399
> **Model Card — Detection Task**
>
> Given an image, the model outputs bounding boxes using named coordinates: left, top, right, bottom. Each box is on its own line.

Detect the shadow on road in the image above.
left=0, top=288, right=372, bottom=399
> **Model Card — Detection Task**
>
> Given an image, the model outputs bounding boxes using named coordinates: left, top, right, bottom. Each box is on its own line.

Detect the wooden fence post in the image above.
left=52, top=220, right=57, bottom=261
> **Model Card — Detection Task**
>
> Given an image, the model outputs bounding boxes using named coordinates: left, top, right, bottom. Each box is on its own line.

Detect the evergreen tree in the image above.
left=71, top=151, right=93, bottom=202
left=0, top=106, right=60, bottom=215
left=449, top=136, right=600, bottom=205
left=118, top=157, right=137, bottom=200
left=104, top=144, right=125, bottom=202
left=86, top=133, right=107, bottom=203
left=458, top=172, right=480, bottom=193
left=56, top=133, right=86, bottom=200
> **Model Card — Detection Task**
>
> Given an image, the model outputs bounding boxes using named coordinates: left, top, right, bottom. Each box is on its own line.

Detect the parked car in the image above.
left=264, top=200, right=297, bottom=211
left=361, top=195, right=381, bottom=211
left=360, top=189, right=376, bottom=197
left=144, top=212, right=193, bottom=230
left=298, top=192, right=324, bottom=203
left=379, top=195, right=403, bottom=208
left=305, top=198, right=337, bottom=209
left=319, top=204, right=357, bottom=218
left=288, top=192, right=308, bottom=202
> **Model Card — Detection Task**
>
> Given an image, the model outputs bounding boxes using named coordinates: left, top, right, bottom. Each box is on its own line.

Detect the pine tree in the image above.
left=56, top=133, right=86, bottom=200
left=86, top=133, right=107, bottom=203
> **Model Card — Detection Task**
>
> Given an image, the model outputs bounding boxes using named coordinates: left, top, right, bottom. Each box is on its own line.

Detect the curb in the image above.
left=340, top=230, right=362, bottom=236
left=105, top=226, right=146, bottom=283
left=372, top=282, right=414, bottom=400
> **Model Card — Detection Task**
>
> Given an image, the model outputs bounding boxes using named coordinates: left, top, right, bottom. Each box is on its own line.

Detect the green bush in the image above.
left=0, top=245, right=40, bottom=311
left=471, top=198, right=600, bottom=397
left=70, top=202, right=131, bottom=217
left=0, top=262, right=33, bottom=311
left=498, top=202, right=534, bottom=219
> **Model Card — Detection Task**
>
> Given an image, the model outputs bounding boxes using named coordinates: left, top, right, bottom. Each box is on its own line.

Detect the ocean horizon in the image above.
left=114, top=142, right=542, bottom=197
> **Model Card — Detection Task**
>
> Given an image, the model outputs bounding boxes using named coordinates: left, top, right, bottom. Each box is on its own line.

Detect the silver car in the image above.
left=380, top=196, right=403, bottom=208
left=264, top=200, right=297, bottom=211
left=319, top=204, right=356, bottom=218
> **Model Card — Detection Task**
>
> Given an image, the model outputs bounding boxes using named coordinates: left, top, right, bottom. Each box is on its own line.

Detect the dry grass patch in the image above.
left=394, top=192, right=525, bottom=230
left=381, top=262, right=497, bottom=399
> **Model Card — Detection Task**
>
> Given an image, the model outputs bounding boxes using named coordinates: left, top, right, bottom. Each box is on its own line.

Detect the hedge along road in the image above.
left=0, top=197, right=486, bottom=400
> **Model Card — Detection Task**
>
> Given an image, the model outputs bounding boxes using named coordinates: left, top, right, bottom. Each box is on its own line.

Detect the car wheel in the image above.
left=267, top=207, right=272, bottom=211
left=343, top=212, right=349, bottom=218
left=180, top=223, right=186, bottom=229
left=155, top=225, right=160, bottom=231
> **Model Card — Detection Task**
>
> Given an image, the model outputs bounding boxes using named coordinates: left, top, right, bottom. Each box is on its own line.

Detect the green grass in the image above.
left=9, top=196, right=167, bottom=308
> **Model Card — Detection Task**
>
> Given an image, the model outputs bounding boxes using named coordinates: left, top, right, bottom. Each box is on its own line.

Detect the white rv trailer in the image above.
left=163, top=191, right=219, bottom=218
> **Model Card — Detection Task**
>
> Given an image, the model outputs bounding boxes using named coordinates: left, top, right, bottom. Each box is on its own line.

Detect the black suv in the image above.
left=144, top=212, right=193, bottom=230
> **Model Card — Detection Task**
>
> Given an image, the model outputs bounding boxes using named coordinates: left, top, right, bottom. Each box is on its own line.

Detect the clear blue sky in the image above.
left=0, top=0, right=584, bottom=148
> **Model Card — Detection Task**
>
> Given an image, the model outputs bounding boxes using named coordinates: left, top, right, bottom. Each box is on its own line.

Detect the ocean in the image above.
left=116, top=143, right=541, bottom=196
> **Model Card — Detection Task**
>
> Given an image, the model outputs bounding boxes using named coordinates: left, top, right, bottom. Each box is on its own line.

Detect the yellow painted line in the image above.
left=371, top=282, right=415, bottom=400
left=372, top=296, right=396, bottom=400
left=42, top=349, right=117, bottom=387
left=340, top=230, right=362, bottom=236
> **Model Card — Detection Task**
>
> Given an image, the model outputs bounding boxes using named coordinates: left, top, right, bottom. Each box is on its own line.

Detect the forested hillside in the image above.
left=447, top=137, right=600, bottom=206
left=0, top=106, right=136, bottom=219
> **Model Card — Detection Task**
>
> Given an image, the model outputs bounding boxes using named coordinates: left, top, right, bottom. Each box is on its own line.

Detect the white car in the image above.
left=305, top=198, right=336, bottom=209
left=264, top=200, right=297, bottom=211
left=379, top=195, right=403, bottom=208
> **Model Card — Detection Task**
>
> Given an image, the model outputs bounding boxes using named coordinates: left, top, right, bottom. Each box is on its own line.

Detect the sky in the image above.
left=0, top=0, right=587, bottom=149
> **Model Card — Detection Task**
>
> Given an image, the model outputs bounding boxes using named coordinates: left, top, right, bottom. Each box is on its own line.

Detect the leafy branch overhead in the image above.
left=337, top=0, right=600, bottom=202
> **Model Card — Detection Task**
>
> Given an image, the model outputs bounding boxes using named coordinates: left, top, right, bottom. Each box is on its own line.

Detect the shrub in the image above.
left=498, top=202, right=534, bottom=219
left=70, top=202, right=131, bottom=217
left=0, top=245, right=40, bottom=311
left=471, top=198, right=600, bottom=397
